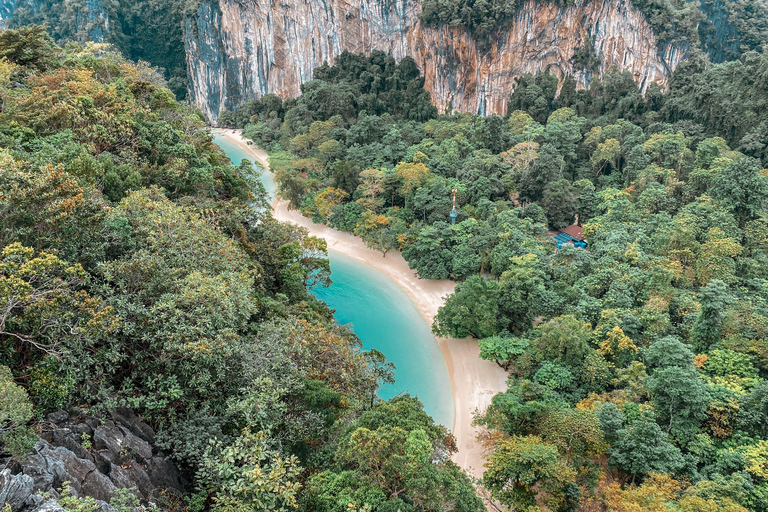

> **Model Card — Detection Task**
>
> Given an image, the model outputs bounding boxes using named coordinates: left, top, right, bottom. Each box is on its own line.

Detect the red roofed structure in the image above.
left=560, top=224, right=584, bottom=241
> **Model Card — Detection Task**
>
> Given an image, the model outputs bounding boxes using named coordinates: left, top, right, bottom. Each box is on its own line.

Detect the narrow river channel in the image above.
left=214, top=133, right=455, bottom=429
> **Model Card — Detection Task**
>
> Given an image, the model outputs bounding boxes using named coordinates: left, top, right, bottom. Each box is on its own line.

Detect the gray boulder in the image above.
left=93, top=426, right=152, bottom=465
left=21, top=441, right=69, bottom=493
left=22, top=440, right=116, bottom=501
left=80, top=471, right=115, bottom=503
left=9, top=408, right=188, bottom=511
left=108, top=463, right=152, bottom=498
left=51, top=429, right=90, bottom=460
left=31, top=501, right=66, bottom=512
left=93, top=501, right=119, bottom=512
left=146, top=456, right=186, bottom=494
left=108, top=409, right=155, bottom=445
left=0, top=469, right=34, bottom=512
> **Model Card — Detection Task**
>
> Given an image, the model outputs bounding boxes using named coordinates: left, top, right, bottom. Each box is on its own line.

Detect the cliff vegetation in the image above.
left=9, top=0, right=200, bottom=99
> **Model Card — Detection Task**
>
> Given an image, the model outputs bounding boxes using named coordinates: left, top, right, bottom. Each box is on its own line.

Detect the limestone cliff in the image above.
left=185, top=0, right=689, bottom=121
left=1, top=0, right=110, bottom=41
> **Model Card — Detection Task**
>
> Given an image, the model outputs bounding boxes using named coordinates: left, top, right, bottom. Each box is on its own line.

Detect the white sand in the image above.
left=214, top=129, right=508, bottom=478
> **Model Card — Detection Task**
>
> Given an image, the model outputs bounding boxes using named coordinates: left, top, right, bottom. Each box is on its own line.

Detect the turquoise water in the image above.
left=312, top=253, right=454, bottom=429
left=213, top=133, right=277, bottom=199
left=214, top=132, right=455, bottom=429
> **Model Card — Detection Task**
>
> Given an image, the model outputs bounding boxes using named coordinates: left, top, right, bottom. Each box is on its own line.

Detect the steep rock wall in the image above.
left=1, top=0, right=110, bottom=41
left=185, top=0, right=688, bottom=121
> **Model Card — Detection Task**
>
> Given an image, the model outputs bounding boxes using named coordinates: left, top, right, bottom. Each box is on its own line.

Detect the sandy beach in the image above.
left=214, top=128, right=508, bottom=479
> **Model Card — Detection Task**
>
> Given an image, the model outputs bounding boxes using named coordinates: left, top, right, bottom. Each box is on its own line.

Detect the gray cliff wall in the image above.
left=185, top=0, right=689, bottom=121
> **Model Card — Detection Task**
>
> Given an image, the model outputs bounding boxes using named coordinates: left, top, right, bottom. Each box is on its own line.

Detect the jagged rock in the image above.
left=93, top=426, right=152, bottom=465
left=22, top=440, right=116, bottom=501
left=0, top=469, right=34, bottom=512
left=21, top=441, right=69, bottom=493
left=9, top=409, right=186, bottom=510
left=23, top=493, right=44, bottom=510
left=51, top=429, right=90, bottom=461
left=146, top=456, right=186, bottom=494
left=68, top=424, right=94, bottom=437
left=109, top=409, right=155, bottom=445
left=80, top=471, right=116, bottom=503
left=31, top=500, right=66, bottom=512
left=109, top=463, right=152, bottom=498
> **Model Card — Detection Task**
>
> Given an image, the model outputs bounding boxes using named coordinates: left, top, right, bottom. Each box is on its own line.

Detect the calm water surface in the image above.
left=214, top=133, right=455, bottom=429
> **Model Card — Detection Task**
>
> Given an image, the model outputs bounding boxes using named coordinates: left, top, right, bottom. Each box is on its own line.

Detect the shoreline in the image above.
left=213, top=128, right=508, bottom=479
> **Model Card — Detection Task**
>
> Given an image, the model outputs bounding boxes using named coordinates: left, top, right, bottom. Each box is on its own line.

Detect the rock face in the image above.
left=0, top=409, right=188, bottom=512
left=185, top=0, right=689, bottom=121
left=0, top=0, right=109, bottom=40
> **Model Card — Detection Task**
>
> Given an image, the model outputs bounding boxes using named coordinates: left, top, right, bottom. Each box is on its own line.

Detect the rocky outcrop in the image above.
left=0, top=409, right=188, bottom=512
left=185, top=0, right=689, bottom=121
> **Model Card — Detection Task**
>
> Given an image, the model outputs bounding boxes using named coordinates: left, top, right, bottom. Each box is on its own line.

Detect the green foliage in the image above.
left=0, top=30, right=465, bottom=510
left=0, top=365, right=33, bottom=429
left=483, top=435, right=577, bottom=510
left=706, top=349, right=758, bottom=379
left=541, top=178, right=577, bottom=229
left=29, top=361, right=74, bottom=414
left=479, top=336, right=529, bottom=370
left=419, top=0, right=528, bottom=43
left=433, top=276, right=500, bottom=338
left=53, top=483, right=100, bottom=512
left=3, top=425, right=38, bottom=460
left=307, top=396, right=483, bottom=512
left=109, top=488, right=141, bottom=512
left=645, top=336, right=709, bottom=441
left=10, top=1, right=198, bottom=99
left=531, top=315, right=592, bottom=370
left=572, top=35, right=601, bottom=73
left=198, top=429, right=302, bottom=512
left=630, top=0, right=703, bottom=46
left=710, top=157, right=768, bottom=225
left=0, top=365, right=37, bottom=459
left=533, top=362, right=574, bottom=391
left=0, top=25, right=57, bottom=69
left=608, top=419, right=685, bottom=480
left=691, top=280, right=732, bottom=351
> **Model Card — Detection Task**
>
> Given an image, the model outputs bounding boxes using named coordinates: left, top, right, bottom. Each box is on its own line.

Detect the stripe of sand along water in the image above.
left=212, top=129, right=507, bottom=479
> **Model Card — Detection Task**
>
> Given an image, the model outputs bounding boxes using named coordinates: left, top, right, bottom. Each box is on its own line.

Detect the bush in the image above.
left=2, top=426, right=38, bottom=460
left=29, top=361, right=74, bottom=415
left=0, top=365, right=33, bottom=427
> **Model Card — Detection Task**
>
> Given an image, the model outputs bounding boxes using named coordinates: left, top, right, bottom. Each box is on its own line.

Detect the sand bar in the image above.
left=213, top=128, right=508, bottom=478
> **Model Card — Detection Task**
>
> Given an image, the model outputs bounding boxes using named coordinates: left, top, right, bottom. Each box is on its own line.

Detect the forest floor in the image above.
left=214, top=128, right=508, bottom=479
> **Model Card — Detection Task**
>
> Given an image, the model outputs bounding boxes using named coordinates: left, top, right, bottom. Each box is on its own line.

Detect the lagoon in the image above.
left=214, top=133, right=455, bottom=429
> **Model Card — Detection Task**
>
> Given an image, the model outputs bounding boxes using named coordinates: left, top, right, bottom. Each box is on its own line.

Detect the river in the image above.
left=214, top=133, right=455, bottom=429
